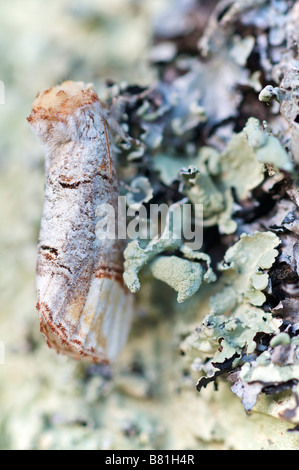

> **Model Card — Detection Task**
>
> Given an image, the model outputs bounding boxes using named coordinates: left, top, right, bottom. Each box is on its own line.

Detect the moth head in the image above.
left=27, top=81, right=102, bottom=146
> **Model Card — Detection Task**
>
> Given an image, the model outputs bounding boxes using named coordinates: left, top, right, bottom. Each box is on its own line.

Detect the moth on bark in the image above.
left=27, top=81, right=133, bottom=364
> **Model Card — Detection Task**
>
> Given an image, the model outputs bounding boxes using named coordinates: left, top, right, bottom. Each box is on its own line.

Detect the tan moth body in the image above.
left=28, top=81, right=133, bottom=363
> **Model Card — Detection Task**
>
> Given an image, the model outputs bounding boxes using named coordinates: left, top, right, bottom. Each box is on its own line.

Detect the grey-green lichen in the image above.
left=234, top=338, right=299, bottom=415
left=179, top=225, right=299, bottom=421
left=259, top=60, right=299, bottom=165
left=210, top=231, right=280, bottom=311
left=123, top=219, right=216, bottom=300
left=126, top=176, right=154, bottom=210
left=151, top=115, right=294, bottom=239
left=150, top=256, right=204, bottom=303
left=244, top=117, right=294, bottom=172
left=218, top=124, right=265, bottom=200
left=181, top=303, right=280, bottom=371
left=181, top=231, right=282, bottom=386
left=153, top=124, right=268, bottom=235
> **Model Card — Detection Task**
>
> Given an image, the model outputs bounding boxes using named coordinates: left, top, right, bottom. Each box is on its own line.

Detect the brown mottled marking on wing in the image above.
left=37, top=301, right=109, bottom=364
left=94, top=266, right=124, bottom=284
left=27, top=81, right=100, bottom=123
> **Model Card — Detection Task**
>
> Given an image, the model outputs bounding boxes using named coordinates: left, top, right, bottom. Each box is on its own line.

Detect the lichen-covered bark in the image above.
left=0, top=0, right=298, bottom=450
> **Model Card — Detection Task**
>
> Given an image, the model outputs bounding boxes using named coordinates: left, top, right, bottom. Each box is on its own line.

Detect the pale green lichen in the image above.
left=152, top=153, right=191, bottom=186
left=123, top=223, right=216, bottom=298
left=123, top=231, right=181, bottom=294
left=210, top=231, right=280, bottom=313
left=240, top=353, right=299, bottom=387
left=259, top=61, right=299, bottom=165
left=148, top=246, right=217, bottom=303
left=270, top=332, right=292, bottom=348
left=244, top=117, right=294, bottom=172
left=258, top=85, right=283, bottom=103
left=181, top=162, right=239, bottom=234
left=126, top=176, right=154, bottom=210
left=182, top=303, right=280, bottom=368
left=150, top=256, right=204, bottom=303
left=180, top=230, right=285, bottom=406
left=180, top=165, right=225, bottom=221
left=153, top=123, right=270, bottom=236
left=219, top=126, right=265, bottom=200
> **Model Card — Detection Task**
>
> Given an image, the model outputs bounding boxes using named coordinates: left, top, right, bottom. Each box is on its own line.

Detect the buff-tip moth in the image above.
left=27, top=81, right=133, bottom=363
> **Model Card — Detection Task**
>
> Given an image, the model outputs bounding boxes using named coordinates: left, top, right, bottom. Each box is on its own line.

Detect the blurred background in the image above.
left=0, top=0, right=171, bottom=449
left=0, top=0, right=298, bottom=450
